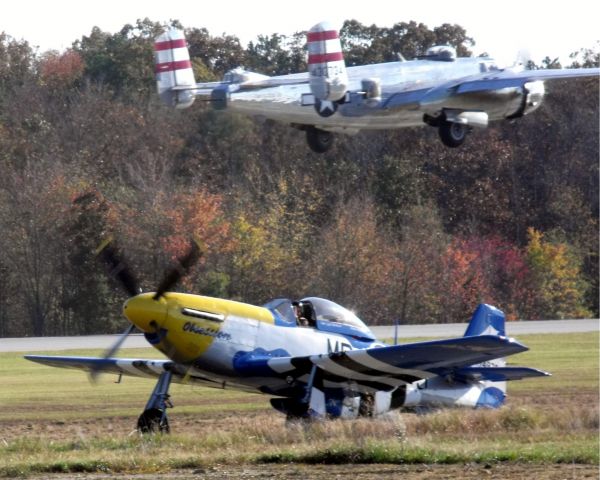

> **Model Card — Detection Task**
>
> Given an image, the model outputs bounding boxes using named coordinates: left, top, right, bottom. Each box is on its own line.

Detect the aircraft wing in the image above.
left=24, top=355, right=241, bottom=389
left=450, top=67, right=599, bottom=95
left=25, top=355, right=175, bottom=379
left=382, top=67, right=599, bottom=110
left=258, top=335, right=532, bottom=392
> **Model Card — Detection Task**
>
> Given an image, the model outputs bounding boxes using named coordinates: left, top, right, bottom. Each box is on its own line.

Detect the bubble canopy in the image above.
left=262, top=297, right=375, bottom=342
left=299, top=297, right=368, bottom=331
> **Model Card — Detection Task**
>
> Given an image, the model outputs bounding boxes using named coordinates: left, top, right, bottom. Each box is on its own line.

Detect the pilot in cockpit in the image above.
left=292, top=301, right=315, bottom=327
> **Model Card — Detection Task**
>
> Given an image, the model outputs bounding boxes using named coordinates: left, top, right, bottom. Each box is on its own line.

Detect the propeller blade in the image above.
left=153, top=238, right=204, bottom=300
left=95, top=238, right=141, bottom=297
left=90, top=323, right=136, bottom=382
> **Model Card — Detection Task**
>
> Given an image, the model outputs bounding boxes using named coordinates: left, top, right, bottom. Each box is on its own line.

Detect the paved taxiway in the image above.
left=0, top=319, right=597, bottom=352
left=371, top=318, right=599, bottom=340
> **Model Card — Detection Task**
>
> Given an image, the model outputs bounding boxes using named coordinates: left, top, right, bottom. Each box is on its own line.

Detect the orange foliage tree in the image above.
left=114, top=188, right=232, bottom=295
left=38, top=50, right=84, bottom=89
left=441, top=238, right=492, bottom=322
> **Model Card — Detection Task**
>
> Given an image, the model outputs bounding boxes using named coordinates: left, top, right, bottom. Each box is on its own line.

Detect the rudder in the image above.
left=154, top=29, right=196, bottom=109
left=464, top=304, right=507, bottom=400
left=307, top=22, right=348, bottom=103
left=464, top=304, right=506, bottom=337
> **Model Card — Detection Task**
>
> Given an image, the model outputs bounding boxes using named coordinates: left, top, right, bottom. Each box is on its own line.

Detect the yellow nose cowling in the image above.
left=123, top=293, right=168, bottom=332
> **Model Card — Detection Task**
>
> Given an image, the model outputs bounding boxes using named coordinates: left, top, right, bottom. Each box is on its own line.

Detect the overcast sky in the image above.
left=2, top=1, right=598, bottom=67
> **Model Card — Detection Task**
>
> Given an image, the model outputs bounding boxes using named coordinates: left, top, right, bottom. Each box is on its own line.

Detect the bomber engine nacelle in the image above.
left=154, top=29, right=197, bottom=109
left=508, top=80, right=545, bottom=119
left=307, top=22, right=348, bottom=103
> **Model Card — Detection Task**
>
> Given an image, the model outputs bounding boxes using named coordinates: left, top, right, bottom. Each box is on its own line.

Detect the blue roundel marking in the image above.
left=476, top=386, right=506, bottom=408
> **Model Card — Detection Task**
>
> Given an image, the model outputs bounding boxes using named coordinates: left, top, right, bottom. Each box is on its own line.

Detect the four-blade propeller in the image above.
left=90, top=237, right=204, bottom=380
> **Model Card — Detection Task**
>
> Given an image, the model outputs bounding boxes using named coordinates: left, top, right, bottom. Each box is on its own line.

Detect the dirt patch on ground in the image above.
left=28, top=463, right=600, bottom=479
left=1, top=409, right=274, bottom=442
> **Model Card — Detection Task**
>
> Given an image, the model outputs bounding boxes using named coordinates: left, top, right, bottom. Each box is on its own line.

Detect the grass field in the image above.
left=0, top=332, right=598, bottom=478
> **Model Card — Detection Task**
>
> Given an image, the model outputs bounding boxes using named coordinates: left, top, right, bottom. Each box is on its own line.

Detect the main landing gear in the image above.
left=438, top=120, right=469, bottom=148
left=423, top=113, right=471, bottom=148
left=306, top=126, right=334, bottom=153
left=137, top=370, right=173, bottom=433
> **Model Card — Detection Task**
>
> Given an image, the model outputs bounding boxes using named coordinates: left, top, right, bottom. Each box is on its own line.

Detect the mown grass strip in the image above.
left=257, top=441, right=600, bottom=466
left=1, top=430, right=597, bottom=478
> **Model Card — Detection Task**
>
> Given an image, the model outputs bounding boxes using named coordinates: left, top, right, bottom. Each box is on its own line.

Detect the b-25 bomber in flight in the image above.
left=154, top=21, right=599, bottom=153
left=26, top=240, right=549, bottom=433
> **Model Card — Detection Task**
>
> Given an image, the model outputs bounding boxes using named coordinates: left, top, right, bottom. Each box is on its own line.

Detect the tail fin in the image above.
left=464, top=304, right=507, bottom=401
left=307, top=22, right=348, bottom=102
left=154, top=29, right=196, bottom=109
left=464, top=304, right=506, bottom=337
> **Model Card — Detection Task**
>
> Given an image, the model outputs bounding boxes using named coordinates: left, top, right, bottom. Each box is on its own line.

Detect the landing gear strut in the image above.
left=358, top=392, right=375, bottom=417
left=137, top=370, right=173, bottom=433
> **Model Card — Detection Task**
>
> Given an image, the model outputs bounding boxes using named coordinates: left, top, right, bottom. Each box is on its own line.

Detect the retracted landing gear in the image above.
left=137, top=370, right=173, bottom=433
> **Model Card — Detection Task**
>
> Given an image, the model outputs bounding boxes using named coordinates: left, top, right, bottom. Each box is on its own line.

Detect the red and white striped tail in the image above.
left=307, top=22, right=348, bottom=102
left=154, top=29, right=196, bottom=109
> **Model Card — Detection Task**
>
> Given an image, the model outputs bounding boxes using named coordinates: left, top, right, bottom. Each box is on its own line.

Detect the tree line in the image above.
left=0, top=19, right=597, bottom=337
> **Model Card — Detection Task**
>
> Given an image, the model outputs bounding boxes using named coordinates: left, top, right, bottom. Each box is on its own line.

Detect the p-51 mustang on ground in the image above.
left=154, top=21, right=599, bottom=153
left=26, top=240, right=549, bottom=433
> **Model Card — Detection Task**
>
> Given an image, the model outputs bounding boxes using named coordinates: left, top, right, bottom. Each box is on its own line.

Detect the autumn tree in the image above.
left=38, top=49, right=84, bottom=90
left=388, top=203, right=447, bottom=324
left=224, top=170, right=324, bottom=303
left=60, top=189, right=121, bottom=334
left=0, top=33, right=34, bottom=99
left=185, top=27, right=245, bottom=79
left=440, top=237, right=494, bottom=322
left=303, top=195, right=398, bottom=324
left=246, top=32, right=306, bottom=75
left=524, top=228, right=591, bottom=319
left=340, top=20, right=473, bottom=66
left=0, top=166, right=73, bottom=335
left=459, top=236, right=534, bottom=321
left=74, top=18, right=168, bottom=98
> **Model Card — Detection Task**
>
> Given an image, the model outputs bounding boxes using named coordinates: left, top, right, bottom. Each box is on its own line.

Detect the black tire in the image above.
left=137, top=408, right=170, bottom=434
left=306, top=127, right=334, bottom=153
left=438, top=121, right=468, bottom=148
